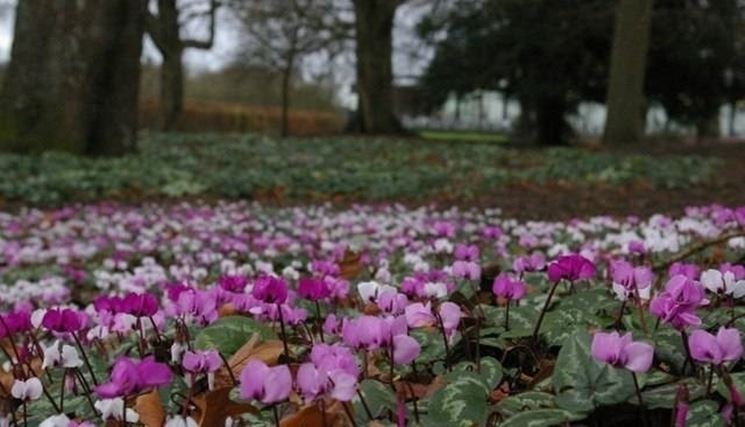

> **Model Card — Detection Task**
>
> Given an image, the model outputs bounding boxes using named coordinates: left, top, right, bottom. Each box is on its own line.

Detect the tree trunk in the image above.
left=0, top=0, right=145, bottom=155
left=280, top=61, right=293, bottom=138
left=353, top=0, right=404, bottom=134
left=535, top=95, right=571, bottom=146
left=161, top=48, right=184, bottom=130
left=602, top=0, right=654, bottom=145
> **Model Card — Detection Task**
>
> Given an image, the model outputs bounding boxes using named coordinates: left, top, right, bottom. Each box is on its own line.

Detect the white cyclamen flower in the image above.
left=42, top=340, right=84, bottom=369
left=95, top=398, right=140, bottom=422
left=701, top=269, right=745, bottom=298
left=11, top=377, right=43, bottom=401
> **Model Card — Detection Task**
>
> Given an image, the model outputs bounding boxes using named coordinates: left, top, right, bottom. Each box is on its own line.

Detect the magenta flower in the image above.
left=218, top=275, right=249, bottom=293
left=42, top=308, right=86, bottom=333
left=310, top=344, right=358, bottom=378
left=688, top=327, right=743, bottom=365
left=454, top=244, right=479, bottom=261
left=492, top=273, right=527, bottom=301
left=252, top=275, right=288, bottom=304
left=650, top=275, right=706, bottom=330
left=547, top=254, right=595, bottom=283
left=591, top=331, right=654, bottom=373
left=0, top=310, right=32, bottom=338
left=239, top=360, right=291, bottom=404
left=122, top=293, right=159, bottom=317
left=96, top=357, right=172, bottom=398
left=297, top=277, right=331, bottom=301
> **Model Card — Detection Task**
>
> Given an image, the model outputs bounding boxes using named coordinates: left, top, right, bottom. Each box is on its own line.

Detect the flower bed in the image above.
left=0, top=202, right=744, bottom=426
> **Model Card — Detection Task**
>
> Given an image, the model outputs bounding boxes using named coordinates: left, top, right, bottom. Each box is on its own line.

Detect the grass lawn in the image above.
left=0, top=133, right=728, bottom=218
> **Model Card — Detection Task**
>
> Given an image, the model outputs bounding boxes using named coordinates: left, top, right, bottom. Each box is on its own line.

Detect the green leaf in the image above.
left=542, top=308, right=601, bottom=346
left=356, top=379, right=397, bottom=419
left=499, top=409, right=578, bottom=427
left=449, top=357, right=503, bottom=391
left=717, top=372, right=745, bottom=402
left=552, top=329, right=635, bottom=414
left=194, top=316, right=276, bottom=356
left=411, top=329, right=446, bottom=363
left=496, top=391, right=557, bottom=417
left=652, top=327, right=687, bottom=372
left=499, top=305, right=539, bottom=339
left=642, top=378, right=706, bottom=409
left=423, top=372, right=489, bottom=427
left=686, top=400, right=725, bottom=427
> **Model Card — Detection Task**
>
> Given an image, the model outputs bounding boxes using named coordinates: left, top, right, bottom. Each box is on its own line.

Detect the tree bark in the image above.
left=0, top=0, right=145, bottom=155
left=147, top=0, right=216, bottom=130
left=352, top=0, right=404, bottom=134
left=280, top=58, right=294, bottom=138
left=602, top=0, right=654, bottom=145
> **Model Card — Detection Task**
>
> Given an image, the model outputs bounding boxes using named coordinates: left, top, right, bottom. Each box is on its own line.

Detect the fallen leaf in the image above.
left=339, top=250, right=362, bottom=280
left=215, top=336, right=284, bottom=388
left=280, top=401, right=350, bottom=427
left=193, top=386, right=258, bottom=427
left=134, top=389, right=165, bottom=427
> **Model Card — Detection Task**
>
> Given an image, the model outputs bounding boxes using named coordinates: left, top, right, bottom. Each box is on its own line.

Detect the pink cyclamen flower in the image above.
left=404, top=302, right=436, bottom=328
left=392, top=334, right=421, bottom=364
left=547, top=254, right=595, bottom=283
left=96, top=356, right=173, bottom=398
left=513, top=252, right=546, bottom=273
left=492, top=273, right=527, bottom=301
left=688, top=327, right=743, bottom=365
left=252, top=275, right=289, bottom=304
left=438, top=302, right=462, bottom=336
left=610, top=260, right=653, bottom=301
left=183, top=349, right=222, bottom=389
left=591, top=331, right=654, bottom=373
left=239, top=360, right=291, bottom=404
left=668, top=262, right=700, bottom=280
left=42, top=308, right=86, bottom=333
left=0, top=310, right=32, bottom=338
left=377, top=290, right=408, bottom=315
left=298, top=277, right=331, bottom=301
left=296, top=362, right=357, bottom=402
left=451, top=261, right=481, bottom=281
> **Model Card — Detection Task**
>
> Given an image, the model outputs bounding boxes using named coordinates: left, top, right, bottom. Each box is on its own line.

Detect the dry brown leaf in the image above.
left=193, top=386, right=258, bottom=427
left=280, top=401, right=350, bottom=427
left=339, top=250, right=362, bottom=280
left=215, top=337, right=284, bottom=388
left=134, top=389, right=165, bottom=427
left=218, top=303, right=238, bottom=317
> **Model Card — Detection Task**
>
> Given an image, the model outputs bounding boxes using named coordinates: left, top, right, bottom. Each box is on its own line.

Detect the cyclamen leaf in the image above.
left=552, top=329, right=635, bottom=414
left=499, top=408, right=577, bottom=427
left=685, top=400, right=726, bottom=427
left=496, top=391, right=557, bottom=417
left=194, top=316, right=277, bottom=356
left=449, top=357, right=503, bottom=391
left=424, top=372, right=489, bottom=427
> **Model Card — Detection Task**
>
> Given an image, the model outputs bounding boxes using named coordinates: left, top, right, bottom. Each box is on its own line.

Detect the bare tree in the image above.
left=231, top=0, right=339, bottom=137
left=0, top=0, right=146, bottom=155
left=146, top=0, right=219, bottom=129
left=603, top=0, right=654, bottom=145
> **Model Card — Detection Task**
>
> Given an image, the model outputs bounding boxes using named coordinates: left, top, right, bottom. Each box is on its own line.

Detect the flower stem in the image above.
left=706, top=364, right=715, bottom=395
left=632, top=372, right=644, bottom=406
left=614, top=298, right=628, bottom=330
left=435, top=313, right=452, bottom=371
left=72, top=332, right=99, bottom=386
left=272, top=404, right=280, bottom=427
left=680, top=330, right=694, bottom=375
left=504, top=300, right=510, bottom=331
left=356, top=388, right=374, bottom=420
left=342, top=402, right=359, bottom=427
left=276, top=303, right=291, bottom=360
left=532, top=280, right=561, bottom=343
left=315, top=301, right=325, bottom=343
